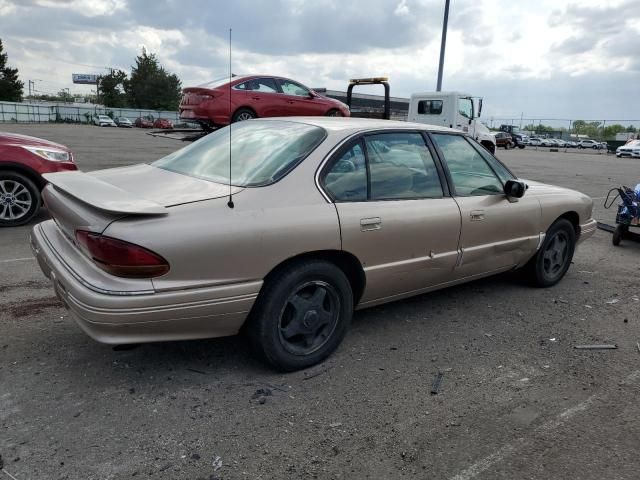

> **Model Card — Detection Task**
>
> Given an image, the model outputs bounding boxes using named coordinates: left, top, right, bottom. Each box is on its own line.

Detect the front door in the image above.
left=320, top=131, right=461, bottom=305
left=430, top=133, right=540, bottom=279
left=277, top=79, right=327, bottom=116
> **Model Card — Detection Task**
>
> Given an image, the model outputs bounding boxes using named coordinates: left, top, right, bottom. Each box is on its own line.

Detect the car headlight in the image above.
left=22, top=146, right=71, bottom=162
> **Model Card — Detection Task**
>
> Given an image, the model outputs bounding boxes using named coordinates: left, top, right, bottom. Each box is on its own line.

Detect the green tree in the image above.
left=125, top=50, right=181, bottom=110
left=98, top=69, right=128, bottom=108
left=602, top=124, right=626, bottom=139
left=0, top=39, right=24, bottom=101
left=523, top=123, right=555, bottom=134
left=626, top=125, right=637, bottom=133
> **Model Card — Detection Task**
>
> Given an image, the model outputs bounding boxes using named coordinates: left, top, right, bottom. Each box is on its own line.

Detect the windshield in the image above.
left=152, top=120, right=327, bottom=187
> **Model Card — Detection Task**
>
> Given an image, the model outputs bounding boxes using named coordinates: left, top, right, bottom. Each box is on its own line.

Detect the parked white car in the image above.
left=93, top=115, right=116, bottom=127
left=616, top=140, right=640, bottom=158
left=578, top=139, right=599, bottom=149
left=529, top=137, right=543, bottom=146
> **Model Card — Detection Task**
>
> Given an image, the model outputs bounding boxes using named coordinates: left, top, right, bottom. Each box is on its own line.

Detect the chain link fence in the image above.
left=0, top=101, right=180, bottom=124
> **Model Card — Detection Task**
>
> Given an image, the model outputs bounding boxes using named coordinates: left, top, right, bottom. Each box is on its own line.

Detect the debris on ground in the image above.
left=574, top=344, right=618, bottom=350
left=187, top=368, right=207, bottom=375
left=212, top=456, right=223, bottom=471
left=328, top=422, right=343, bottom=428
left=605, top=299, right=620, bottom=305
left=252, top=387, right=272, bottom=404
left=431, top=371, right=444, bottom=395
left=636, top=342, right=640, bottom=354
left=303, top=365, right=330, bottom=380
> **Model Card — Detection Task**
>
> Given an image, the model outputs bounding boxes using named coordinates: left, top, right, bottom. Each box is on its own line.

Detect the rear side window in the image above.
left=417, top=100, right=443, bottom=115
left=323, top=143, right=367, bottom=202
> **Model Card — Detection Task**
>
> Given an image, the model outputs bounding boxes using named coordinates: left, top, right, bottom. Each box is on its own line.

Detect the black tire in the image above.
left=578, top=145, right=583, bottom=149
left=612, top=224, right=625, bottom=246
left=0, top=171, right=41, bottom=227
left=505, top=142, right=512, bottom=150
left=326, top=109, right=343, bottom=117
left=523, top=219, right=576, bottom=287
left=518, top=145, right=525, bottom=149
left=592, top=145, right=598, bottom=150
left=232, top=108, right=256, bottom=123
left=246, top=260, right=353, bottom=371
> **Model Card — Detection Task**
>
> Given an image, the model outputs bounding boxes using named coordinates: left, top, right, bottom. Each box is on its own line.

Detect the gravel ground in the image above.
left=1, top=124, right=639, bottom=480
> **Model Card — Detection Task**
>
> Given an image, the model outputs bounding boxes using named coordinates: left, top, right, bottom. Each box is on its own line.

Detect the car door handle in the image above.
left=251, top=96, right=260, bottom=100
left=287, top=100, right=295, bottom=104
left=470, top=210, right=485, bottom=221
left=360, top=217, right=382, bottom=231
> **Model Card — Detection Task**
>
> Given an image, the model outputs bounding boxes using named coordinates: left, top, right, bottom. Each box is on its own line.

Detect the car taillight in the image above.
left=75, top=230, right=169, bottom=278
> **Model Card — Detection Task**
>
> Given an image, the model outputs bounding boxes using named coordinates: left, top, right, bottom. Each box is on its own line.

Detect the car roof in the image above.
left=251, top=116, right=459, bottom=134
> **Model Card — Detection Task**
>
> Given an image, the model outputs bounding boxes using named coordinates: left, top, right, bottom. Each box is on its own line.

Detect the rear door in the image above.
left=320, top=131, right=461, bottom=305
left=430, top=133, right=540, bottom=279
left=239, top=77, right=283, bottom=117
left=277, top=79, right=327, bottom=116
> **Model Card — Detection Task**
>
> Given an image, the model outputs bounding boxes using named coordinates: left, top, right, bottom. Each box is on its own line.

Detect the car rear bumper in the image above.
left=578, top=219, right=597, bottom=244
left=30, top=221, right=260, bottom=344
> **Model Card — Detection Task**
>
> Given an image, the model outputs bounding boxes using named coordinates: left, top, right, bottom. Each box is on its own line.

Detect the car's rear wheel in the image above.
left=232, top=108, right=256, bottom=122
left=326, top=109, right=343, bottom=117
left=246, top=260, right=353, bottom=371
left=523, top=218, right=576, bottom=287
left=0, top=172, right=41, bottom=227
left=505, top=142, right=512, bottom=150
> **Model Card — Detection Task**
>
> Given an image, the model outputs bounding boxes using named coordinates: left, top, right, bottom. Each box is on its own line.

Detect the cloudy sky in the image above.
left=1, top=0, right=638, bottom=125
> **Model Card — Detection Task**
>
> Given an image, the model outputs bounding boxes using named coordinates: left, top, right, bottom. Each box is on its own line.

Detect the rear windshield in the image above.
left=152, top=120, right=327, bottom=187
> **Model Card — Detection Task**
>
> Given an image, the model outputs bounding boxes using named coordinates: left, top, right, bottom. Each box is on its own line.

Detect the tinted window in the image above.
left=153, top=120, right=326, bottom=187
left=323, top=143, right=367, bottom=202
left=280, top=80, right=310, bottom=97
left=432, top=134, right=504, bottom=196
left=417, top=99, right=443, bottom=115
left=365, top=133, right=443, bottom=200
left=243, top=78, right=278, bottom=93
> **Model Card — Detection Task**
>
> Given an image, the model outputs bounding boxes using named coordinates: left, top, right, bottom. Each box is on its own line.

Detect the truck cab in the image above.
left=407, top=91, right=496, bottom=154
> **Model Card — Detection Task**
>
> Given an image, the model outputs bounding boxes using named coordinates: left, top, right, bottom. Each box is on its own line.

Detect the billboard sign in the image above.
left=72, top=73, right=98, bottom=85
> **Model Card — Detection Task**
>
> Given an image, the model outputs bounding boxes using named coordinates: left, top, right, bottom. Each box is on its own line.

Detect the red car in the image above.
left=134, top=117, right=154, bottom=128
left=153, top=118, right=173, bottom=129
left=0, top=132, right=76, bottom=226
left=180, top=75, right=350, bottom=131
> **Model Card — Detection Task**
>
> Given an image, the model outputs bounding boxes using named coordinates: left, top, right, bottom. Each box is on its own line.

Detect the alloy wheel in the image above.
left=236, top=112, right=254, bottom=121
left=542, top=231, right=569, bottom=277
left=0, top=179, right=32, bottom=222
left=278, top=281, right=340, bottom=356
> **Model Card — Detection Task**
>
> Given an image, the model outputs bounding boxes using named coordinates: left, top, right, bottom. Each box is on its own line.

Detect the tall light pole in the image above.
left=436, top=0, right=450, bottom=92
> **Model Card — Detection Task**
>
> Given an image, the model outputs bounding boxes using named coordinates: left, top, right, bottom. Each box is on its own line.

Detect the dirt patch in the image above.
left=7, top=296, right=63, bottom=317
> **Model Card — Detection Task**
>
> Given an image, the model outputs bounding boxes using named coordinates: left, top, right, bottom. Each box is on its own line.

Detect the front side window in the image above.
left=365, top=133, right=443, bottom=200
left=417, top=99, right=443, bottom=115
left=322, top=142, right=367, bottom=202
left=471, top=139, right=516, bottom=183
left=153, top=120, right=326, bottom=187
left=432, top=134, right=504, bottom=196
left=279, top=80, right=310, bottom=97
left=458, top=97, right=473, bottom=119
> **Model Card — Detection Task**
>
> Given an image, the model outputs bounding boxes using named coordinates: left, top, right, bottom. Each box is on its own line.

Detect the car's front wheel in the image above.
left=326, top=109, right=343, bottom=117
left=246, top=260, right=353, bottom=371
left=0, top=172, right=41, bottom=227
left=523, top=218, right=576, bottom=287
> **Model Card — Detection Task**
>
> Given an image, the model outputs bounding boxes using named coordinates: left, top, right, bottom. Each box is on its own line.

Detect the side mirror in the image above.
left=504, top=179, right=526, bottom=198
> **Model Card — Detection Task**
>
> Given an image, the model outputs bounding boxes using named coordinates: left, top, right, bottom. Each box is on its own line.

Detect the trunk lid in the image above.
left=42, top=164, right=242, bottom=238
left=180, top=87, right=220, bottom=107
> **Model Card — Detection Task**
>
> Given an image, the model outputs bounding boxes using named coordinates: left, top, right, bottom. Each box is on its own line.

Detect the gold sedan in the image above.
left=31, top=118, right=596, bottom=370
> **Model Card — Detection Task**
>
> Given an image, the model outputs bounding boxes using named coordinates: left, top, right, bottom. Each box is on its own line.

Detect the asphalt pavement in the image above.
left=1, top=124, right=639, bottom=480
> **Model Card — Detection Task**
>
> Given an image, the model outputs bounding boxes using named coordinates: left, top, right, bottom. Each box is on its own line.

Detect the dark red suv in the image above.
left=180, top=75, right=350, bottom=131
left=0, top=132, right=77, bottom=226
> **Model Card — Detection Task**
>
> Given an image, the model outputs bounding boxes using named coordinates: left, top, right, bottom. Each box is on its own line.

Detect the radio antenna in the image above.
left=227, top=27, right=234, bottom=209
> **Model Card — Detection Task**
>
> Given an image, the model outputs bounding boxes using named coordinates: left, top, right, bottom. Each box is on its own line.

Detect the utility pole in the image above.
left=436, top=0, right=450, bottom=92
left=28, top=80, right=34, bottom=98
